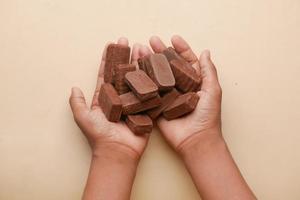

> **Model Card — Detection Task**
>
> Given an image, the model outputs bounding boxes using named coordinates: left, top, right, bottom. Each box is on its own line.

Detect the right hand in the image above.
left=143, top=35, right=223, bottom=155
left=69, top=38, right=149, bottom=161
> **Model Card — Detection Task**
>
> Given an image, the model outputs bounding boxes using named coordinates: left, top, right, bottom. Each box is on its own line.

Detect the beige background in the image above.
left=1, top=0, right=300, bottom=199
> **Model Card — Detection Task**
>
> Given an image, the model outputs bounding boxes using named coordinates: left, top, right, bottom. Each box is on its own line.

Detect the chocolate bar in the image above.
left=98, top=83, right=122, bottom=122
left=126, top=114, right=153, bottom=135
left=143, top=54, right=175, bottom=92
left=125, top=69, right=158, bottom=101
left=147, top=89, right=180, bottom=119
left=120, top=92, right=161, bottom=115
left=137, top=56, right=150, bottom=73
left=104, top=44, right=130, bottom=83
left=162, top=47, right=185, bottom=62
left=169, top=59, right=201, bottom=92
left=163, top=92, right=199, bottom=120
left=114, top=64, right=136, bottom=94
left=96, top=43, right=202, bottom=129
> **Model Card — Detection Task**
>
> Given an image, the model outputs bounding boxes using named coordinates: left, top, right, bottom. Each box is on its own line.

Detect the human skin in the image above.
left=69, top=35, right=257, bottom=200
left=145, top=35, right=257, bottom=200
left=69, top=37, right=147, bottom=200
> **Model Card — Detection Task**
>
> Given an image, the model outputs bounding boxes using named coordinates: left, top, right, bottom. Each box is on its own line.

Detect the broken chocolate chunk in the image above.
left=104, top=44, right=130, bottom=83
left=98, top=83, right=122, bottom=122
left=114, top=64, right=136, bottom=94
left=163, top=92, right=199, bottom=120
left=120, top=92, right=161, bottom=115
left=126, top=114, right=153, bottom=135
left=125, top=69, right=158, bottom=101
left=144, top=54, right=175, bottom=92
left=147, top=89, right=180, bottom=119
left=162, top=47, right=186, bottom=62
left=169, top=59, right=201, bottom=93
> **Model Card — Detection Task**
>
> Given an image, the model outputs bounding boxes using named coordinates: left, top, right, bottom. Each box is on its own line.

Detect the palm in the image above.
left=147, top=35, right=222, bottom=150
left=157, top=90, right=221, bottom=149
left=81, top=106, right=148, bottom=155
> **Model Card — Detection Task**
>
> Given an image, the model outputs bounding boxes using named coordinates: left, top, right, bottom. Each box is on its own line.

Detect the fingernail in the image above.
left=72, top=87, right=80, bottom=93
left=150, top=35, right=161, bottom=42
left=171, top=34, right=181, bottom=40
left=117, top=37, right=128, bottom=46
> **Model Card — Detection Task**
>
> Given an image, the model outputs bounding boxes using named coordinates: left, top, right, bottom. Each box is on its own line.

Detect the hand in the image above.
left=69, top=38, right=149, bottom=160
left=146, top=35, right=223, bottom=154
left=143, top=36, right=256, bottom=199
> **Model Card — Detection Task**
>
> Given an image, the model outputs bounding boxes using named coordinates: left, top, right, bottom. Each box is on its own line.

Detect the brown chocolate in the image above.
left=104, top=44, right=130, bottom=83
left=114, top=64, right=136, bottom=94
left=169, top=59, right=201, bottom=93
left=144, top=54, right=175, bottom=92
left=147, top=89, right=180, bottom=119
left=137, top=56, right=150, bottom=73
left=120, top=92, right=161, bottom=115
left=162, top=47, right=185, bottom=62
left=125, top=70, right=158, bottom=101
left=126, top=114, right=153, bottom=135
left=98, top=83, right=122, bottom=122
left=163, top=92, right=199, bottom=120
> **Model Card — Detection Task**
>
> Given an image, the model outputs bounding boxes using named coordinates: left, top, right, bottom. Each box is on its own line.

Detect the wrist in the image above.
left=178, top=131, right=256, bottom=199
left=83, top=142, right=139, bottom=200
left=177, top=128, right=225, bottom=159
left=92, top=142, right=140, bottom=167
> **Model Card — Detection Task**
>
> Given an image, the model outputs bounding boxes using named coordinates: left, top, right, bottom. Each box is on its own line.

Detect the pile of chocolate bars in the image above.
left=99, top=44, right=201, bottom=135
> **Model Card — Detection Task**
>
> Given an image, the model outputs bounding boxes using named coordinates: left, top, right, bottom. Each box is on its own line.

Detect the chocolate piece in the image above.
left=126, top=114, right=153, bottom=135
left=163, top=92, right=199, bottom=120
left=98, top=83, right=122, bottom=122
left=137, top=56, right=150, bottom=73
left=114, top=64, right=136, bottom=94
left=147, top=89, right=180, bottom=119
left=125, top=70, right=158, bottom=101
left=162, top=47, right=185, bottom=62
left=144, top=54, right=175, bottom=92
left=104, top=44, right=130, bottom=83
left=120, top=92, right=161, bottom=115
left=169, top=59, right=201, bottom=93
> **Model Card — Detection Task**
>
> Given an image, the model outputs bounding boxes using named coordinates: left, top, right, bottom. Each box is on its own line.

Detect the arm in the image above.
left=148, top=35, right=256, bottom=200
left=69, top=38, right=148, bottom=200
left=82, top=143, right=139, bottom=200
left=180, top=130, right=256, bottom=200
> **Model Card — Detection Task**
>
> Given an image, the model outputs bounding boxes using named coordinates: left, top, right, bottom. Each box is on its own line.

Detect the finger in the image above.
left=69, top=87, right=89, bottom=120
left=98, top=42, right=112, bottom=77
left=117, top=37, right=129, bottom=46
left=199, top=50, right=221, bottom=93
left=131, top=43, right=141, bottom=68
left=139, top=45, right=152, bottom=57
left=171, top=35, right=201, bottom=76
left=91, top=42, right=111, bottom=109
left=91, top=76, right=104, bottom=109
left=149, top=36, right=167, bottom=53
left=156, top=117, right=177, bottom=145
left=171, top=35, right=198, bottom=63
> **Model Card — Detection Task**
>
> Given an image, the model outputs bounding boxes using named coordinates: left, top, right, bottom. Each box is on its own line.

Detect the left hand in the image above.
left=142, top=35, right=222, bottom=155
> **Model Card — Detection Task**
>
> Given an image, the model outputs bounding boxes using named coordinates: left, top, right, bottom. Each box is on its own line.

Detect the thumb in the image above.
left=199, top=50, right=221, bottom=93
left=69, top=87, right=89, bottom=120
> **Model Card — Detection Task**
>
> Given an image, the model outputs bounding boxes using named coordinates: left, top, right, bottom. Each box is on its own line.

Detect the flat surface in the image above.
left=1, top=0, right=300, bottom=199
